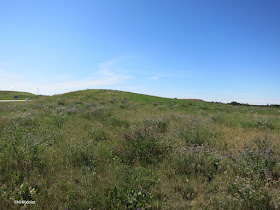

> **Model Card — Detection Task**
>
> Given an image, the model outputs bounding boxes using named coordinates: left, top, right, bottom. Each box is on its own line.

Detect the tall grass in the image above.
left=0, top=89, right=279, bottom=209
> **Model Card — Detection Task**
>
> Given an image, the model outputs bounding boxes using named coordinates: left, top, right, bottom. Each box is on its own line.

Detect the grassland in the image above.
left=0, top=89, right=280, bottom=209
left=0, top=91, right=40, bottom=100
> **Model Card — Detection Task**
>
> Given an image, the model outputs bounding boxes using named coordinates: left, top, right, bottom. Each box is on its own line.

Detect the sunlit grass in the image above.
left=0, top=89, right=279, bottom=209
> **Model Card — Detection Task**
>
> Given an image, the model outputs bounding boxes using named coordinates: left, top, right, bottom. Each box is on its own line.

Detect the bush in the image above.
left=178, top=118, right=216, bottom=145
left=152, top=102, right=159, bottom=107
left=225, top=176, right=272, bottom=210
left=176, top=144, right=226, bottom=182
left=11, top=183, right=38, bottom=201
left=90, top=127, right=107, bottom=141
left=143, top=117, right=169, bottom=133
left=67, top=140, right=97, bottom=173
left=106, top=167, right=155, bottom=209
left=115, top=126, right=166, bottom=165
left=229, top=101, right=242, bottom=106
left=55, top=106, right=78, bottom=115
left=106, top=185, right=152, bottom=209
left=231, top=135, right=278, bottom=179
left=110, top=116, right=130, bottom=128
left=90, top=105, right=111, bottom=121
left=57, top=99, right=65, bottom=105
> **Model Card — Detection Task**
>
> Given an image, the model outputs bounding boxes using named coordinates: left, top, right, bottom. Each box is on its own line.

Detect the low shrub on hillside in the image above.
left=11, top=183, right=39, bottom=202
left=55, top=106, right=78, bottom=115
left=84, top=105, right=112, bottom=122
left=225, top=176, right=272, bottom=209
left=212, top=175, right=280, bottom=210
left=92, top=105, right=110, bottom=117
left=106, top=186, right=152, bottom=209
left=57, top=99, right=65, bottom=106
left=106, top=167, right=156, bottom=209
left=110, top=116, right=130, bottom=128
left=143, top=117, right=169, bottom=133
left=178, top=118, right=217, bottom=145
left=114, top=126, right=167, bottom=165
left=176, top=144, right=227, bottom=182
left=89, top=127, right=107, bottom=142
left=211, top=136, right=280, bottom=209
left=231, top=135, right=279, bottom=179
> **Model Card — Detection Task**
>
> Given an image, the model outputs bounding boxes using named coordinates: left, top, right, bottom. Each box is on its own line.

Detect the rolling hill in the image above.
left=0, top=91, right=39, bottom=100
left=0, top=89, right=279, bottom=209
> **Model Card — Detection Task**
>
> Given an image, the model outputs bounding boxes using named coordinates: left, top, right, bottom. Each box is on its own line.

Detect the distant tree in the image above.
left=229, top=101, right=241, bottom=106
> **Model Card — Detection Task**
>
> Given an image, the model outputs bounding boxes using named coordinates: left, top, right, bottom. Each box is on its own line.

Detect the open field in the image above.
left=0, top=89, right=280, bottom=209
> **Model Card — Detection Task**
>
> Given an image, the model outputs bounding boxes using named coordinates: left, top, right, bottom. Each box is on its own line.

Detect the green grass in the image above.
left=0, top=91, right=40, bottom=100
left=0, top=89, right=280, bottom=209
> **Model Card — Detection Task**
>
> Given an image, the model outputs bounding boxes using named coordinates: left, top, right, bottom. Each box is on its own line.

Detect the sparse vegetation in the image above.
left=0, top=89, right=280, bottom=209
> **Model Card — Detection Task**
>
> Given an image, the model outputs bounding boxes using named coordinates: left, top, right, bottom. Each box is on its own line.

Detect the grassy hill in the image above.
left=0, top=91, right=39, bottom=100
left=0, top=89, right=280, bottom=209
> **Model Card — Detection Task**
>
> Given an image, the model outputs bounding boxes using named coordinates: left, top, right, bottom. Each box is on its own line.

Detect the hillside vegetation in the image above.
left=0, top=89, right=280, bottom=209
left=0, top=91, right=39, bottom=100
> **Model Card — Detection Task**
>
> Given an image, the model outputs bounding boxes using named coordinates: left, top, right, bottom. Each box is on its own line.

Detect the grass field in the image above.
left=0, top=89, right=280, bottom=209
left=0, top=91, right=40, bottom=100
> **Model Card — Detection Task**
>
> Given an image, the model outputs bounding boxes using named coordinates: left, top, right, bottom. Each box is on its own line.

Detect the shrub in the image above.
left=224, top=176, right=272, bottom=210
left=110, top=116, right=130, bottom=128
left=55, top=106, right=78, bottom=115
left=121, top=97, right=129, bottom=104
left=91, top=105, right=111, bottom=121
left=84, top=102, right=96, bottom=108
left=11, top=183, right=38, bottom=201
left=239, top=117, right=276, bottom=130
left=90, top=127, right=107, bottom=141
left=57, top=99, right=65, bottom=105
left=92, top=105, right=108, bottom=116
left=176, top=144, right=226, bottom=182
left=152, top=102, right=159, bottom=107
left=68, top=141, right=97, bottom=173
left=229, top=101, right=242, bottom=106
left=115, top=126, right=166, bottom=165
left=0, top=126, right=47, bottom=175
left=143, top=117, right=169, bottom=133
left=178, top=118, right=216, bottom=145
left=106, top=185, right=152, bottom=209
left=174, top=180, right=196, bottom=201
left=106, top=167, right=155, bottom=209
left=51, top=114, right=67, bottom=128
left=231, top=135, right=278, bottom=179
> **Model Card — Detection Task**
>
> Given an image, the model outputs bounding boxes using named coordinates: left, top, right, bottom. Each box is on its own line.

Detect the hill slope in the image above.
left=0, top=89, right=279, bottom=209
left=0, top=90, right=38, bottom=100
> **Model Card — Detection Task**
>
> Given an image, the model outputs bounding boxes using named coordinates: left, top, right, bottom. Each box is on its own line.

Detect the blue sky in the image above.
left=0, top=0, right=279, bottom=104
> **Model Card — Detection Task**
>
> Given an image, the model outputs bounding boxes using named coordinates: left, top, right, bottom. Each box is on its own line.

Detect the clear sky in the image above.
left=0, top=0, right=279, bottom=104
